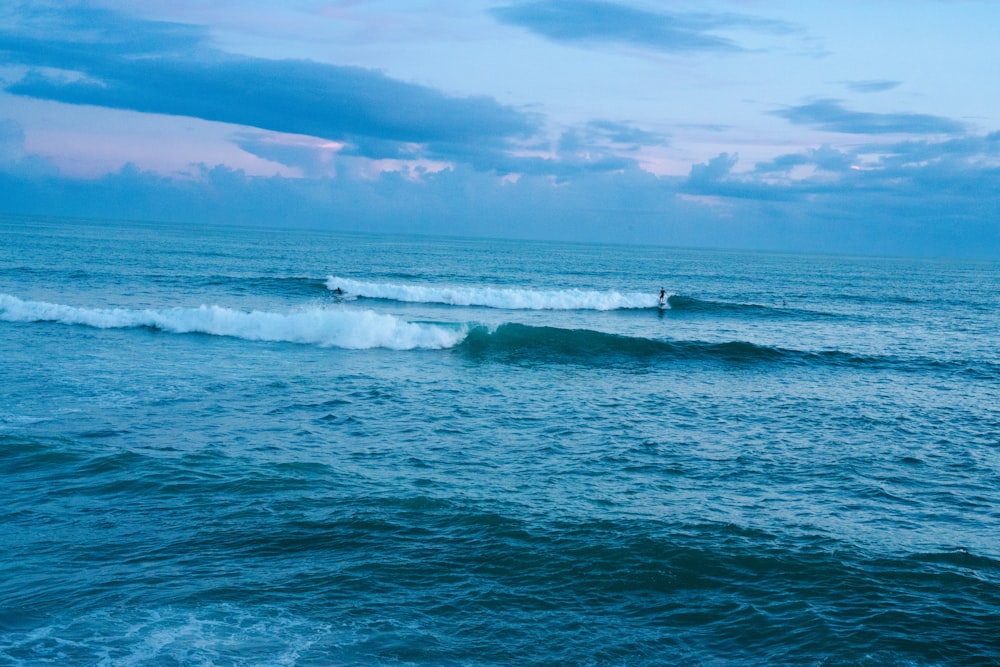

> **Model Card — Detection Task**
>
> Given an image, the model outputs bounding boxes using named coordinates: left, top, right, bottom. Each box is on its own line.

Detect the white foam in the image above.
left=0, top=294, right=465, bottom=350
left=0, top=605, right=332, bottom=667
left=327, top=277, right=662, bottom=310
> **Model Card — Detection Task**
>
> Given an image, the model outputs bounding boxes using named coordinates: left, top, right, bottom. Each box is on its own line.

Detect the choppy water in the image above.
left=1, top=216, right=999, bottom=665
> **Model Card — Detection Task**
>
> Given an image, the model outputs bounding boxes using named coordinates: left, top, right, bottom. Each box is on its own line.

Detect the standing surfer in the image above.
left=659, top=288, right=666, bottom=307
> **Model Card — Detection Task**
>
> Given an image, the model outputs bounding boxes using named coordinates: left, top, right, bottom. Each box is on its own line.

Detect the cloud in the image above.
left=232, top=133, right=343, bottom=178
left=688, top=152, right=738, bottom=184
left=554, top=120, right=667, bottom=168
left=3, top=139, right=999, bottom=257
left=753, top=145, right=854, bottom=175
left=773, top=99, right=966, bottom=135
left=490, top=0, right=793, bottom=54
left=0, top=116, right=58, bottom=177
left=2, top=4, right=998, bottom=258
left=585, top=120, right=669, bottom=148
left=674, top=130, right=1000, bottom=255
left=0, top=119, right=25, bottom=165
left=1, top=4, right=206, bottom=59
left=845, top=80, right=901, bottom=94
left=683, top=152, right=808, bottom=201
left=868, top=132, right=1000, bottom=167
left=0, top=4, right=539, bottom=171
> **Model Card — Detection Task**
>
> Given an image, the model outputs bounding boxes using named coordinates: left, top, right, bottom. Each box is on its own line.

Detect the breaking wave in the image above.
left=0, top=294, right=464, bottom=350
left=4, top=294, right=981, bottom=375
left=326, top=277, right=662, bottom=310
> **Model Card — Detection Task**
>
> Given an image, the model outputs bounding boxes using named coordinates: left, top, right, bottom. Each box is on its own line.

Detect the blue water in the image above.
left=2, top=216, right=999, bottom=665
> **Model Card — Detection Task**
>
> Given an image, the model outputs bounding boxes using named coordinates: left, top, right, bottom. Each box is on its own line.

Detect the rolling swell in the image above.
left=225, top=275, right=330, bottom=298
left=5, top=293, right=983, bottom=375
left=461, top=323, right=796, bottom=366
left=4, top=429, right=996, bottom=667
left=457, top=322, right=969, bottom=372
left=666, top=294, right=839, bottom=320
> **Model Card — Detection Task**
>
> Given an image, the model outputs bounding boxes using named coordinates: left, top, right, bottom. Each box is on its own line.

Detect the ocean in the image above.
left=1, top=215, right=998, bottom=666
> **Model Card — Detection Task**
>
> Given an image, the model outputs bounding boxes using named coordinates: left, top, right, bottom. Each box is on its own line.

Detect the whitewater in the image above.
left=2, top=216, right=998, bottom=666
left=0, top=293, right=466, bottom=350
left=326, top=276, right=660, bottom=310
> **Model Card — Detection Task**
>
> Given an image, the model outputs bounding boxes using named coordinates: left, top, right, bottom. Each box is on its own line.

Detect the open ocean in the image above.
left=1, top=215, right=998, bottom=666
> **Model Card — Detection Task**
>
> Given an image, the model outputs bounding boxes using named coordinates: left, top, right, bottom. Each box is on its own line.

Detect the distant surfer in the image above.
left=659, top=288, right=666, bottom=307
left=333, top=287, right=344, bottom=295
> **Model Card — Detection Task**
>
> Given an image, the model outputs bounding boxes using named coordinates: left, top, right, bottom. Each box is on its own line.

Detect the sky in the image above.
left=1, top=0, right=999, bottom=257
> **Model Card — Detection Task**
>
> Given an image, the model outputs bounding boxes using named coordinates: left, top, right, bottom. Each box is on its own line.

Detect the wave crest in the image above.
left=0, top=294, right=464, bottom=350
left=326, top=277, right=662, bottom=310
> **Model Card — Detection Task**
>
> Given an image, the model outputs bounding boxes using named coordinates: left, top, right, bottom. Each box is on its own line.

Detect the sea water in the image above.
left=1, top=216, right=998, bottom=665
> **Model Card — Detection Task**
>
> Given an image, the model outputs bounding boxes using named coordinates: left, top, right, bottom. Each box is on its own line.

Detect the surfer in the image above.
left=333, top=287, right=344, bottom=295
left=659, top=288, right=666, bottom=307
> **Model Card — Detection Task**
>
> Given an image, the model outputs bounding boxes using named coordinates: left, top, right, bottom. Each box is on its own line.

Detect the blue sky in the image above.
left=1, top=0, right=998, bottom=256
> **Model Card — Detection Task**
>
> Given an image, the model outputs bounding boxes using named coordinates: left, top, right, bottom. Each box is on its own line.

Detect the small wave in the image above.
left=0, top=294, right=463, bottom=350
left=666, top=294, right=836, bottom=320
left=455, top=323, right=955, bottom=370
left=223, top=275, right=330, bottom=297
left=908, top=548, right=1000, bottom=571
left=326, top=277, right=662, bottom=310
left=667, top=294, right=773, bottom=314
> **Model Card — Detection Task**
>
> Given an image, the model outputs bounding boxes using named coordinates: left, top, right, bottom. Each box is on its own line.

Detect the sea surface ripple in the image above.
left=1, top=216, right=998, bottom=665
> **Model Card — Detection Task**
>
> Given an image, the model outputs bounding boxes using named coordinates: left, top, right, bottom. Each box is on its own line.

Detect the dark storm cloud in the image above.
left=0, top=5, right=538, bottom=169
left=490, top=0, right=793, bottom=53
left=773, top=99, right=965, bottom=135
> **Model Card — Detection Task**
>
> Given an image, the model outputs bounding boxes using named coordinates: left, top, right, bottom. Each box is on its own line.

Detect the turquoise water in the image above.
left=1, top=216, right=999, bottom=665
